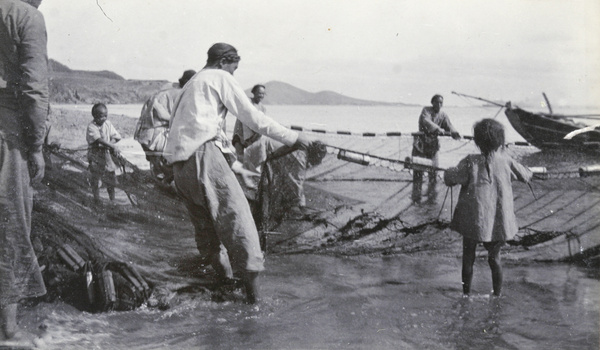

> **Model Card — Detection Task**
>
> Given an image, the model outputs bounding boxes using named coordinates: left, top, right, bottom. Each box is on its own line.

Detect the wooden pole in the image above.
left=542, top=92, right=553, bottom=114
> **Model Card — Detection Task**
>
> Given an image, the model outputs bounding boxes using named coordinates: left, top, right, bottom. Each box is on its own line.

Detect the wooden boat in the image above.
left=453, top=92, right=600, bottom=152
left=504, top=102, right=600, bottom=151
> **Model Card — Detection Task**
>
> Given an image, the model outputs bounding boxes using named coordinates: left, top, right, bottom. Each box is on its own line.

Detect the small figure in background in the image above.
left=232, top=84, right=266, bottom=164
left=232, top=84, right=310, bottom=218
left=412, top=94, right=460, bottom=203
left=134, top=70, right=196, bottom=184
left=444, top=118, right=532, bottom=297
left=86, top=103, right=122, bottom=204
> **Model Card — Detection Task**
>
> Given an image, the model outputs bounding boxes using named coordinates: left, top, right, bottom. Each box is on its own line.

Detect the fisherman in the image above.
left=232, top=84, right=267, bottom=164
left=134, top=69, right=196, bottom=184
left=164, top=43, right=313, bottom=304
left=232, top=84, right=309, bottom=218
left=411, top=94, right=461, bottom=203
left=0, top=0, right=48, bottom=343
left=86, top=103, right=122, bottom=205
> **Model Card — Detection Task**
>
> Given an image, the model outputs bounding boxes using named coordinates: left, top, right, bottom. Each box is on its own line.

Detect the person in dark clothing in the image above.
left=411, top=94, right=460, bottom=203
left=0, top=0, right=48, bottom=342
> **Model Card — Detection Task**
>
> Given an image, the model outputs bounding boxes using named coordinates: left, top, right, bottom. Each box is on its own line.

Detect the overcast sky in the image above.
left=40, top=0, right=600, bottom=107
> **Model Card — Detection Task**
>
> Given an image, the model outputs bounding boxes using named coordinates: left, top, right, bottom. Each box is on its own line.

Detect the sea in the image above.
left=23, top=104, right=599, bottom=350
left=56, top=104, right=532, bottom=142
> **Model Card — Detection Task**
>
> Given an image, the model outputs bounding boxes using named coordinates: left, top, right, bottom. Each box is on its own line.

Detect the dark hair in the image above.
left=178, top=70, right=196, bottom=87
left=206, top=43, right=241, bottom=66
left=473, top=118, right=505, bottom=155
left=251, top=84, right=265, bottom=94
left=91, top=103, right=107, bottom=117
left=431, top=94, right=443, bottom=104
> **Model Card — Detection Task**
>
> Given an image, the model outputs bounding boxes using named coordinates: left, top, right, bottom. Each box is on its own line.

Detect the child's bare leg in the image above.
left=106, top=172, right=116, bottom=201
left=90, top=173, right=101, bottom=203
left=462, top=237, right=478, bottom=295
left=484, top=241, right=504, bottom=296
left=0, top=303, right=17, bottom=339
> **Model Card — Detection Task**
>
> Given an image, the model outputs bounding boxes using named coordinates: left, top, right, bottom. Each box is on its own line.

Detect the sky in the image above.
left=39, top=0, right=600, bottom=108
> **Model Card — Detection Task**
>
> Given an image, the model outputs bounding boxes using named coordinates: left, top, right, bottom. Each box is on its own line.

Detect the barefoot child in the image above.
left=444, top=119, right=532, bottom=296
left=87, top=103, right=122, bottom=204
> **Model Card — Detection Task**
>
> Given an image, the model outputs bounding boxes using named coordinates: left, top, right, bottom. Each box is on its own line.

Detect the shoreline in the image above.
left=4, top=105, right=596, bottom=347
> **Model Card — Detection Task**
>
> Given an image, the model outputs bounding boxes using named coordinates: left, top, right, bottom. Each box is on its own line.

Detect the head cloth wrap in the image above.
left=207, top=43, right=241, bottom=64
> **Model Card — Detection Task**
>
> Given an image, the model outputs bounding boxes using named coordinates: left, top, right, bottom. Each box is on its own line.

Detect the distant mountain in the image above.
left=49, top=59, right=125, bottom=80
left=49, top=59, right=167, bottom=104
left=48, top=60, right=411, bottom=106
left=251, top=81, right=410, bottom=106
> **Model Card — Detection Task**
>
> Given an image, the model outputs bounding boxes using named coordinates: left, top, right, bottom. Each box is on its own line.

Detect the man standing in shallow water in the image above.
left=164, top=43, right=313, bottom=303
left=0, top=0, right=48, bottom=343
left=411, top=94, right=461, bottom=203
left=232, top=84, right=267, bottom=163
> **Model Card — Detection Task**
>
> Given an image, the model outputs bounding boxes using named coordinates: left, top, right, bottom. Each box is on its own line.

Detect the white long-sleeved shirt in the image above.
left=164, top=69, right=298, bottom=164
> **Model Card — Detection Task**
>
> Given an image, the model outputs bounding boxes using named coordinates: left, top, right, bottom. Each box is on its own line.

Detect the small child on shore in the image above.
left=444, top=118, right=532, bottom=297
left=86, top=103, right=122, bottom=204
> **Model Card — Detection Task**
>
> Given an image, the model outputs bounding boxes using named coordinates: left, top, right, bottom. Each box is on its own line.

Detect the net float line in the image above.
left=48, top=143, right=597, bottom=180
left=320, top=143, right=597, bottom=180
left=290, top=125, right=534, bottom=148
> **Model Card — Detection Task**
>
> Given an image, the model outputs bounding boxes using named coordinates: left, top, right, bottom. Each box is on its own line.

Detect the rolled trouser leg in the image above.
left=412, top=170, right=423, bottom=202
left=173, top=144, right=264, bottom=287
left=243, top=271, right=259, bottom=304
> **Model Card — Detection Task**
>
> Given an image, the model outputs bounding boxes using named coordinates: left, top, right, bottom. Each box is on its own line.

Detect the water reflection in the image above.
left=18, top=254, right=600, bottom=349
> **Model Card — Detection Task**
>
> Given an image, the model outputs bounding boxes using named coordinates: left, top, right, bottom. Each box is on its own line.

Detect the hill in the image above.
left=49, top=59, right=168, bottom=104
left=251, top=81, right=410, bottom=106
left=48, top=60, right=410, bottom=105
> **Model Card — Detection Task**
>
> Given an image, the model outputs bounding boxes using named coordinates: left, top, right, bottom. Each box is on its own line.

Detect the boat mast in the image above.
left=542, top=92, right=553, bottom=114
left=451, top=91, right=505, bottom=107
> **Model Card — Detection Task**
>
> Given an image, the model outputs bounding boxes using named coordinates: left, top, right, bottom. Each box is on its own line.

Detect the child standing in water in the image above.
left=87, top=103, right=122, bottom=204
left=444, top=119, right=532, bottom=296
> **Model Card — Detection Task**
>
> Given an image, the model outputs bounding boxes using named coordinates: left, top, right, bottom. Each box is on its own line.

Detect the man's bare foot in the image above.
left=0, top=303, right=17, bottom=340
left=0, top=329, right=37, bottom=348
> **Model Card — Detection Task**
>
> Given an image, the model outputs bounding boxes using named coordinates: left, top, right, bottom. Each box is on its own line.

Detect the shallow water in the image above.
left=22, top=253, right=599, bottom=350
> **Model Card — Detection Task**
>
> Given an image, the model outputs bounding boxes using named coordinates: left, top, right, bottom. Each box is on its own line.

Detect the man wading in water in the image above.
left=411, top=94, right=461, bottom=203
left=164, top=43, right=313, bottom=303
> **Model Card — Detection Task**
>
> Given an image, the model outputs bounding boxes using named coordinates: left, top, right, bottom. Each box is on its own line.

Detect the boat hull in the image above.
left=505, top=107, right=600, bottom=151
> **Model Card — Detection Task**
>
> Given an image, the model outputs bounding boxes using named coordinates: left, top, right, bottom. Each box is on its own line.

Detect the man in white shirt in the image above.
left=164, top=43, right=312, bottom=303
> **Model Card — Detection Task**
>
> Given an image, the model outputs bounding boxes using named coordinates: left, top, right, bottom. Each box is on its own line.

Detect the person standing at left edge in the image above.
left=0, top=0, right=48, bottom=343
